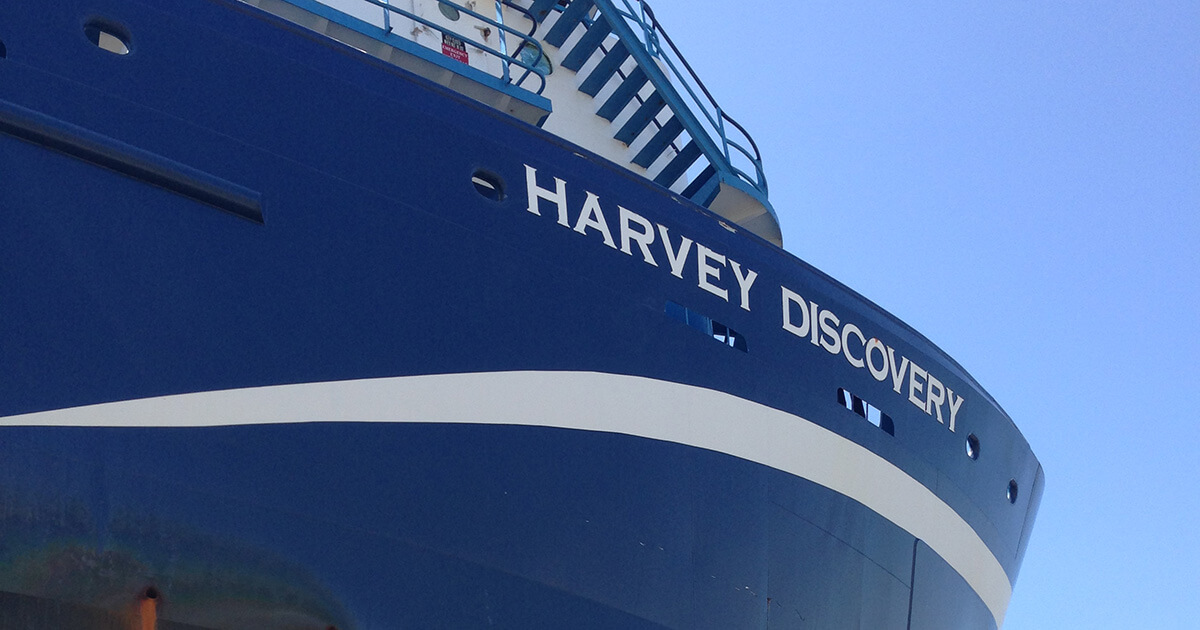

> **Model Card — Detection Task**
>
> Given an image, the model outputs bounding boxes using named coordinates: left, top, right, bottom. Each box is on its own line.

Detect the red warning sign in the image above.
left=441, top=33, right=469, bottom=64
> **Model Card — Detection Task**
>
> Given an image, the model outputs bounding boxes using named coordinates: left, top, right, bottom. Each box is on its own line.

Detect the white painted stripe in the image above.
left=1, top=371, right=1012, bottom=627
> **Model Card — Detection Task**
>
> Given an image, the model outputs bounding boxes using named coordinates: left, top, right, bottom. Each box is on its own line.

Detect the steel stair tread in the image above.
left=615, top=90, right=666, bottom=144
left=681, top=164, right=719, bottom=204
left=633, top=116, right=683, bottom=167
left=596, top=65, right=648, bottom=121
left=578, top=40, right=629, bottom=96
left=544, top=0, right=595, bottom=47
left=527, top=0, right=560, bottom=22
left=560, top=17, right=612, bottom=71
left=654, top=139, right=702, bottom=187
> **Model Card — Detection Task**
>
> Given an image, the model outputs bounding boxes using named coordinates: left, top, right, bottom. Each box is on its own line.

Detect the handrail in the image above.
left=597, top=0, right=768, bottom=197
left=320, top=0, right=550, bottom=93
left=641, top=3, right=765, bottom=192
left=502, top=0, right=540, bottom=59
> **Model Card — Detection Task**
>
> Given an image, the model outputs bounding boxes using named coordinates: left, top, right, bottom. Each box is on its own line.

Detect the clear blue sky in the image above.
left=649, top=1, right=1199, bottom=627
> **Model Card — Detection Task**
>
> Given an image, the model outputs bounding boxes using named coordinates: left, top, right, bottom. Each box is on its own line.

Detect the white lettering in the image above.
left=524, top=164, right=569, bottom=226
left=697, top=245, right=728, bottom=301
left=908, top=362, right=928, bottom=412
left=657, top=224, right=693, bottom=279
left=925, top=374, right=946, bottom=424
left=866, top=338, right=889, bottom=381
left=948, top=388, right=964, bottom=433
left=573, top=192, right=617, bottom=249
left=819, top=309, right=841, bottom=355
left=523, top=168, right=973, bottom=437
left=729, top=260, right=757, bottom=312
left=782, top=287, right=810, bottom=338
left=841, top=323, right=866, bottom=368
left=809, top=302, right=821, bottom=346
left=887, top=346, right=910, bottom=394
left=618, top=207, right=657, bottom=266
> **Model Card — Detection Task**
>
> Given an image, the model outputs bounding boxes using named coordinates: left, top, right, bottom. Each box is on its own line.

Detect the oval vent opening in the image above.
left=84, top=20, right=131, bottom=55
left=472, top=169, right=505, bottom=201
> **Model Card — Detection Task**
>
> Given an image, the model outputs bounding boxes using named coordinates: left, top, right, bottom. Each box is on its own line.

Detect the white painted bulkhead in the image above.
left=260, top=0, right=686, bottom=182
left=244, top=0, right=781, bottom=240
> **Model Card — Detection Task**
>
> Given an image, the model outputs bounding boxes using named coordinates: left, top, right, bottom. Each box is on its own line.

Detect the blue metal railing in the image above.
left=311, top=0, right=550, bottom=94
left=594, top=0, right=769, bottom=199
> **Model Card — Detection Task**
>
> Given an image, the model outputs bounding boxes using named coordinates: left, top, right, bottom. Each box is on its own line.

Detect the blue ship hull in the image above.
left=0, top=0, right=1041, bottom=627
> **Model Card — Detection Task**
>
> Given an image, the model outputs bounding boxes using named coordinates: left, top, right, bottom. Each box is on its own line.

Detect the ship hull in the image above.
left=0, top=0, right=1039, bottom=627
left=1, top=416, right=993, bottom=629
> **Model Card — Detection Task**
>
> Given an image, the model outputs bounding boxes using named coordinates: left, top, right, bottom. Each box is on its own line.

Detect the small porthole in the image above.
left=518, top=44, right=552, bottom=76
left=1006, top=479, right=1019, bottom=504
left=84, top=20, right=131, bottom=55
left=438, top=2, right=462, bottom=20
left=472, top=170, right=505, bottom=201
left=966, top=433, right=980, bottom=460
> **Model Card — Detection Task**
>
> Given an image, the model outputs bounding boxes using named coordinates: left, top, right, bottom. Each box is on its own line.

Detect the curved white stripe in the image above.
left=2, top=371, right=1012, bottom=627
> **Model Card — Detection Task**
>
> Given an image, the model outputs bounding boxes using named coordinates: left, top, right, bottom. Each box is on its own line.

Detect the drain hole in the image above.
left=471, top=169, right=505, bottom=201
left=0, top=40, right=7, bottom=59
left=143, top=587, right=159, bottom=600
left=84, top=20, right=131, bottom=55
left=1007, top=479, right=1019, bottom=504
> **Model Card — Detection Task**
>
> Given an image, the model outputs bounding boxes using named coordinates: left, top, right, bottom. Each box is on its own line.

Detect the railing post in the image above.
left=383, top=0, right=392, bottom=33
left=496, top=0, right=510, bottom=84
left=716, top=106, right=731, bottom=161
left=637, top=1, right=656, bottom=56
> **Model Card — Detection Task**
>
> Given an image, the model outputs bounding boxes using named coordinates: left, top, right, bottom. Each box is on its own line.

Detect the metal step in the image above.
left=615, top=90, right=666, bottom=144
left=681, top=164, right=720, bottom=205
left=578, top=40, right=629, bottom=96
left=537, top=0, right=779, bottom=243
left=527, top=0, right=560, bottom=22
left=633, top=116, right=683, bottom=167
left=653, top=139, right=702, bottom=187
left=596, top=65, right=647, bottom=120
left=543, top=0, right=594, bottom=47
left=560, top=16, right=612, bottom=71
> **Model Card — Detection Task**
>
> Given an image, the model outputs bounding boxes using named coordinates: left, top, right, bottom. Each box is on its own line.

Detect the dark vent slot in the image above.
left=837, top=388, right=894, bottom=435
left=665, top=301, right=747, bottom=352
left=0, top=100, right=262, bottom=223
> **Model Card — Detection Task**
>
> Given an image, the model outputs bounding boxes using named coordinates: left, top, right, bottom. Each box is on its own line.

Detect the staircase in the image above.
left=525, top=0, right=782, bottom=245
